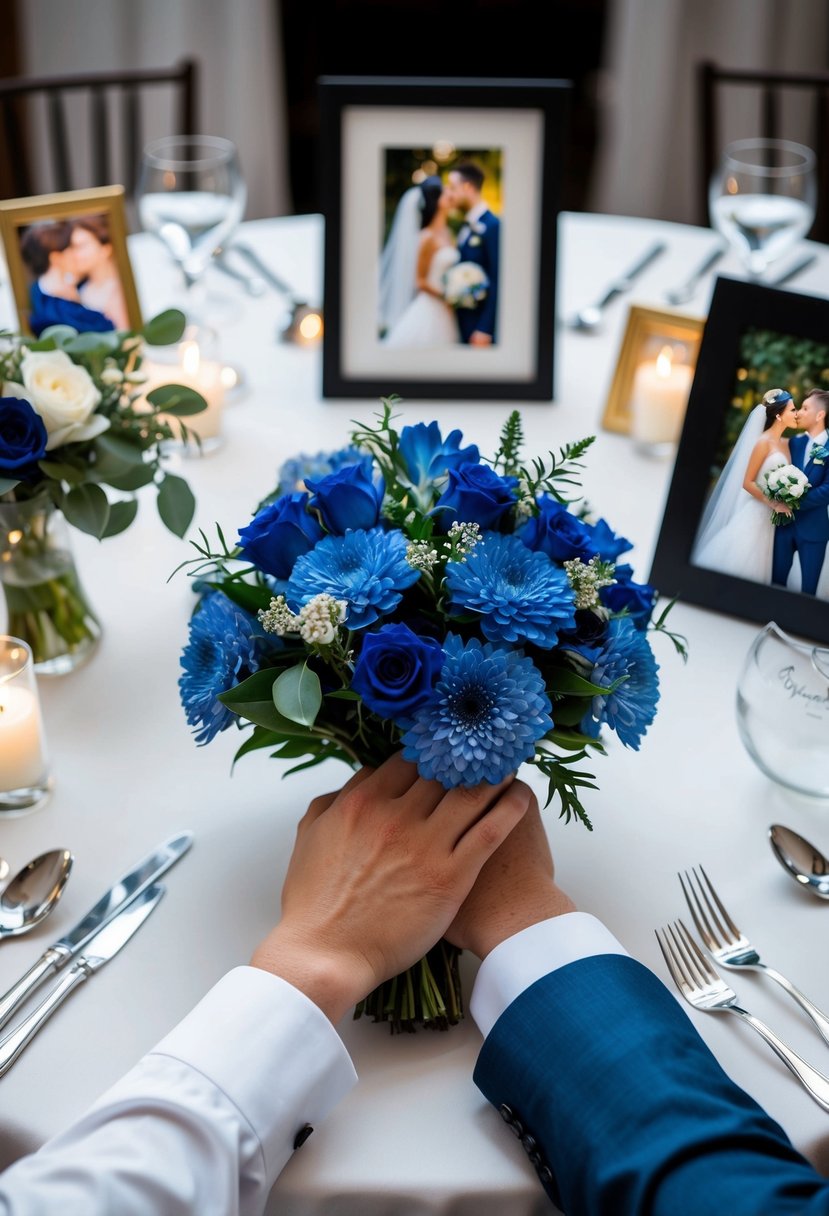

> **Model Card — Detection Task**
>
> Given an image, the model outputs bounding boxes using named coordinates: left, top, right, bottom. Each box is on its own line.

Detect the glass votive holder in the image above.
left=0, top=636, right=53, bottom=816
left=630, top=343, right=693, bottom=458
left=142, top=323, right=226, bottom=456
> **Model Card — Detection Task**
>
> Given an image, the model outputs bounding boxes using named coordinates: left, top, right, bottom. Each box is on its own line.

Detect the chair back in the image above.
left=0, top=59, right=198, bottom=204
left=697, top=60, right=829, bottom=244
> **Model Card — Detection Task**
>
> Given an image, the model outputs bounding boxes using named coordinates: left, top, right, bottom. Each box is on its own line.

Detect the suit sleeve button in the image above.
left=293, top=1124, right=314, bottom=1150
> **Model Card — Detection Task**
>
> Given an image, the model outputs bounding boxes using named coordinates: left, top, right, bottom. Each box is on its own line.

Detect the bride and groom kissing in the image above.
left=694, top=387, right=829, bottom=598
left=378, top=161, right=499, bottom=350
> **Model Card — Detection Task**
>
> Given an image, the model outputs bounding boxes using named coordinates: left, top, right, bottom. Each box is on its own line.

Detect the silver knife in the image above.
left=0, top=832, right=191, bottom=1032
left=0, top=884, right=164, bottom=1078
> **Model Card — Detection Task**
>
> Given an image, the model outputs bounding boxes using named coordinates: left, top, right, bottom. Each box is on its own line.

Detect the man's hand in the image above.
left=251, top=754, right=532, bottom=1022
left=469, top=331, right=493, bottom=347
left=446, top=793, right=576, bottom=959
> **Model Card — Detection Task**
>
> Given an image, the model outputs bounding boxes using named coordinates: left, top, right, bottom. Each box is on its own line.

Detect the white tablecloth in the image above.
left=2, top=212, right=829, bottom=1213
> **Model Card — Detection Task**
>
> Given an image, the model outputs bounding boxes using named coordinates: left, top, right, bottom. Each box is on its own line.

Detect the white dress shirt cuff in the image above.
left=469, top=913, right=629, bottom=1039
left=143, top=965, right=357, bottom=1180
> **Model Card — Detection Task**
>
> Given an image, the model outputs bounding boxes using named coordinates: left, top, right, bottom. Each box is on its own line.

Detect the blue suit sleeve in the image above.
left=797, top=461, right=829, bottom=512
left=473, top=955, right=829, bottom=1215
left=475, top=217, right=499, bottom=338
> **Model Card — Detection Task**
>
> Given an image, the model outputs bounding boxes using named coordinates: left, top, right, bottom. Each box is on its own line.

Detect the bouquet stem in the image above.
left=354, top=941, right=463, bottom=1033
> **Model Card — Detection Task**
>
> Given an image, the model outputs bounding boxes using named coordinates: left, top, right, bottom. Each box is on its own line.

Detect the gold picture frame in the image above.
left=0, top=185, right=142, bottom=337
left=602, top=305, right=705, bottom=436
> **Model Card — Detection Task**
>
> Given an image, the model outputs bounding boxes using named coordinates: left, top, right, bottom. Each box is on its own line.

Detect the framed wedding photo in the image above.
left=0, top=185, right=142, bottom=338
left=601, top=305, right=704, bottom=438
left=650, top=276, right=829, bottom=644
left=319, top=76, right=569, bottom=400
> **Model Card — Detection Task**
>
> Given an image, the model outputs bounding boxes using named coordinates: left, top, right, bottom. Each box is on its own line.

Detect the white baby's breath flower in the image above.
left=446, top=520, right=482, bottom=560
left=99, top=367, right=125, bottom=386
left=297, top=593, right=348, bottom=645
left=564, top=556, right=616, bottom=610
left=406, top=540, right=440, bottom=571
left=258, top=595, right=301, bottom=636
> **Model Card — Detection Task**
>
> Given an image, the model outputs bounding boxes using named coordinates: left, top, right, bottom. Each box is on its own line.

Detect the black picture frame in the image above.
left=650, top=275, right=829, bottom=644
left=319, top=75, right=569, bottom=401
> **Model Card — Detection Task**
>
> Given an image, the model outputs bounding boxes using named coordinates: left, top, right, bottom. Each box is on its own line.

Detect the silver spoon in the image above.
left=568, top=241, right=667, bottom=332
left=0, top=850, right=73, bottom=940
left=769, top=824, right=829, bottom=899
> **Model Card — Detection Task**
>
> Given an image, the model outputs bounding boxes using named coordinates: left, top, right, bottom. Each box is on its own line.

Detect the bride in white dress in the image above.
left=378, top=176, right=459, bottom=349
left=693, top=390, right=797, bottom=584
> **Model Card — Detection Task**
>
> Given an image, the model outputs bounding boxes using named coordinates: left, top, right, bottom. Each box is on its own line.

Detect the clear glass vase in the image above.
left=0, top=494, right=101, bottom=676
left=736, top=621, right=829, bottom=798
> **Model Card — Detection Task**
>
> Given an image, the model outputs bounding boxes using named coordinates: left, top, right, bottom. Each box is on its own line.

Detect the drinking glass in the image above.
left=709, top=138, right=816, bottom=279
left=135, top=135, right=247, bottom=322
left=736, top=621, right=829, bottom=798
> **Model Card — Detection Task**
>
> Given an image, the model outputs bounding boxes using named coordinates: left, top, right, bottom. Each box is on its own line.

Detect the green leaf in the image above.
left=22, top=337, right=58, bottom=352
left=550, top=700, right=591, bottom=727
left=0, top=476, right=20, bottom=494
left=218, top=668, right=311, bottom=735
left=101, top=498, right=138, bottom=537
left=232, top=726, right=285, bottom=769
left=95, top=432, right=147, bottom=468
left=146, top=384, right=207, bottom=416
left=546, top=669, right=622, bottom=697
left=273, top=662, right=322, bottom=727
left=37, top=459, right=88, bottom=485
left=325, top=689, right=360, bottom=701
left=141, top=309, right=186, bottom=346
left=99, top=463, right=156, bottom=491
left=38, top=324, right=78, bottom=346
left=62, top=483, right=111, bottom=539
left=157, top=473, right=195, bottom=537
left=63, top=331, right=120, bottom=356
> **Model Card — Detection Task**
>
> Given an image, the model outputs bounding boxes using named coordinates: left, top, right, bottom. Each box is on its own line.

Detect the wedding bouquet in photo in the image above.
left=178, top=400, right=683, bottom=1031
left=764, top=463, right=810, bottom=525
left=0, top=309, right=205, bottom=668
left=443, top=260, right=489, bottom=309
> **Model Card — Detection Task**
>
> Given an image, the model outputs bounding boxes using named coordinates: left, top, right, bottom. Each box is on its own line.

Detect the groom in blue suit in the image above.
left=446, top=162, right=500, bottom=345
left=772, top=389, right=829, bottom=595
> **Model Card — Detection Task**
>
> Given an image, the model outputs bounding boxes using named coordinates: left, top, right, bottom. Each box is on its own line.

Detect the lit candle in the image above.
left=0, top=686, right=47, bottom=791
left=630, top=346, right=693, bottom=448
left=142, top=333, right=226, bottom=453
left=0, top=638, right=50, bottom=811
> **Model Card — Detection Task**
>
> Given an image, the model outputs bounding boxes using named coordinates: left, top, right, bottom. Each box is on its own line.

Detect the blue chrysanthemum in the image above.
left=574, top=617, right=660, bottom=750
left=179, top=592, right=261, bottom=745
left=402, top=635, right=552, bottom=787
left=445, top=532, right=577, bottom=649
left=287, top=527, right=420, bottom=629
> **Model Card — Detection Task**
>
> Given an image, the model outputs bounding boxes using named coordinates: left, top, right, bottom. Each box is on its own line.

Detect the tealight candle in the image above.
left=0, top=637, right=52, bottom=816
left=143, top=326, right=226, bottom=454
left=631, top=345, right=693, bottom=454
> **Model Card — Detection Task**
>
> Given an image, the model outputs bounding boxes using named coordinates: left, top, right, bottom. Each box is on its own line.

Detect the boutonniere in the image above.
left=810, top=444, right=828, bottom=464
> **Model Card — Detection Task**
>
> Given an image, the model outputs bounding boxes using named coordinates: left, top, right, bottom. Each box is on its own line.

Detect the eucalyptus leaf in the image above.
left=146, top=384, right=207, bottom=416
left=101, top=498, right=138, bottom=538
left=218, top=668, right=312, bottom=735
left=62, top=483, right=111, bottom=539
left=64, top=331, right=120, bottom=356
left=38, top=324, right=78, bottom=346
left=141, top=309, right=186, bottom=346
left=95, top=432, right=148, bottom=467
left=273, top=663, right=322, bottom=727
left=37, top=459, right=87, bottom=485
left=0, top=477, right=19, bottom=494
left=157, top=473, right=195, bottom=537
left=102, top=463, right=156, bottom=492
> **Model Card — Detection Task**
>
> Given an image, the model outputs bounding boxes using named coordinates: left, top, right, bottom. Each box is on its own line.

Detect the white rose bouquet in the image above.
left=764, top=463, right=810, bottom=526
left=0, top=310, right=206, bottom=666
left=443, top=260, right=489, bottom=309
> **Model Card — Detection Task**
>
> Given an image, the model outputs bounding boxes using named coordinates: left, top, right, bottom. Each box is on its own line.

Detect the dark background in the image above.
left=278, top=0, right=608, bottom=215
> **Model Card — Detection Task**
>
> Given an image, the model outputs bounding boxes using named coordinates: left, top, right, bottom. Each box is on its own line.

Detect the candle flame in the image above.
left=299, top=312, right=323, bottom=342
left=180, top=341, right=200, bottom=376
left=7, top=530, right=22, bottom=546
left=656, top=346, right=674, bottom=377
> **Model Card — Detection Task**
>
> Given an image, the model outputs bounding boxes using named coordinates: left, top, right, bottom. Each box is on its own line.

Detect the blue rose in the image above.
left=398, top=422, right=479, bottom=485
left=520, top=497, right=595, bottom=562
left=237, top=492, right=324, bottom=580
left=351, top=623, right=444, bottom=721
left=434, top=463, right=517, bottom=531
left=520, top=496, right=633, bottom=563
left=0, top=396, right=48, bottom=476
left=306, top=458, right=385, bottom=534
left=600, top=564, right=656, bottom=629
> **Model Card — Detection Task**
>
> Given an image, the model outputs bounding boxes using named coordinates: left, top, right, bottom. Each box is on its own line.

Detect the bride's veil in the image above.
left=693, top=403, right=767, bottom=555
left=378, top=185, right=422, bottom=336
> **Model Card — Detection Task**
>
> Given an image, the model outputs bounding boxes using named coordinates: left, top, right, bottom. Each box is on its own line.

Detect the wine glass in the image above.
left=709, top=137, right=816, bottom=280
left=135, top=135, right=247, bottom=322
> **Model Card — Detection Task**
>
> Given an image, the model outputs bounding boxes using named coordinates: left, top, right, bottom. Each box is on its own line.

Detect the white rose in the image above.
left=789, top=483, right=804, bottom=498
left=20, top=350, right=108, bottom=450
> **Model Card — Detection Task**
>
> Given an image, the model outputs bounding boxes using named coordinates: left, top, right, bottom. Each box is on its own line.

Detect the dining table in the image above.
left=1, top=208, right=829, bottom=1215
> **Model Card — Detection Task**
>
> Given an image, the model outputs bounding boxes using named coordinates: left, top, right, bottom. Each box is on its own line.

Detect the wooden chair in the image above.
left=697, top=60, right=829, bottom=244
left=0, top=59, right=198, bottom=202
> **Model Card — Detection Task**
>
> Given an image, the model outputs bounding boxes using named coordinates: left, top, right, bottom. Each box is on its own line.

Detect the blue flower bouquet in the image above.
left=179, top=400, right=682, bottom=1032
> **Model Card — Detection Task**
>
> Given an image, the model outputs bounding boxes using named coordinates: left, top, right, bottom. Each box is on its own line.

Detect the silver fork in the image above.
left=656, top=920, right=829, bottom=1112
left=680, top=865, right=829, bottom=1046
